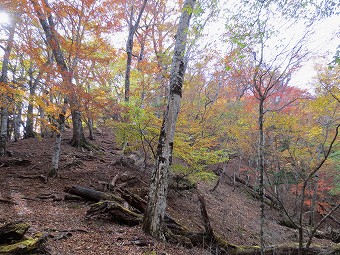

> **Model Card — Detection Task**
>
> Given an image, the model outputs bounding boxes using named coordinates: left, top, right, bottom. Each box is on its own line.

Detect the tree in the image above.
left=0, top=13, right=17, bottom=156
left=143, top=0, right=196, bottom=240
left=224, top=1, right=312, bottom=253
left=124, top=0, right=148, bottom=102
left=30, top=0, right=119, bottom=148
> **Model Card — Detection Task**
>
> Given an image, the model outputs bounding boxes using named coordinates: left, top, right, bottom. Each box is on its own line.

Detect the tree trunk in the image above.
left=0, top=108, right=8, bottom=157
left=309, top=175, right=319, bottom=227
left=69, top=108, right=87, bottom=148
left=64, top=185, right=124, bottom=203
left=0, top=15, right=17, bottom=156
left=87, top=118, right=95, bottom=140
left=47, top=111, right=65, bottom=179
left=13, top=103, right=22, bottom=141
left=124, top=0, right=148, bottom=102
left=143, top=0, right=196, bottom=240
left=24, top=65, right=40, bottom=139
left=25, top=104, right=35, bottom=139
left=38, top=104, right=48, bottom=138
left=258, top=98, right=266, bottom=255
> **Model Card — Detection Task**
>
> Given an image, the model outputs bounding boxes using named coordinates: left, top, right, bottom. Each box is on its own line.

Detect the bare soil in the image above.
left=0, top=127, right=336, bottom=254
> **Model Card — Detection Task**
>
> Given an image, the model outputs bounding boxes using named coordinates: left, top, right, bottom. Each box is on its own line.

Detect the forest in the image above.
left=0, top=0, right=339, bottom=254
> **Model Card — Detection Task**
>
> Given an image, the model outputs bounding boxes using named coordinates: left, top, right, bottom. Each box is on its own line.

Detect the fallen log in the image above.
left=64, top=185, right=124, bottom=203
left=315, top=229, right=340, bottom=243
left=117, top=188, right=147, bottom=213
left=0, top=222, right=30, bottom=244
left=0, top=197, right=17, bottom=205
left=0, top=234, right=46, bottom=254
left=86, top=201, right=142, bottom=226
left=0, top=158, right=31, bottom=167
left=0, top=222, right=47, bottom=254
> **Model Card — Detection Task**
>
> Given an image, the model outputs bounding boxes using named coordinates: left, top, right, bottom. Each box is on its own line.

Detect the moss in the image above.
left=0, top=221, right=30, bottom=244
left=0, top=235, right=43, bottom=253
left=142, top=251, right=156, bottom=255
left=13, top=222, right=30, bottom=236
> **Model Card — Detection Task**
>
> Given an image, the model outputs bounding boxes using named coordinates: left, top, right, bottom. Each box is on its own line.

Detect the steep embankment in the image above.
left=0, top=127, right=337, bottom=254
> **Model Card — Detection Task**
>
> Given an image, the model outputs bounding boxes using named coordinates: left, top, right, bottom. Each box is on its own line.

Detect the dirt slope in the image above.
left=0, top=127, right=336, bottom=254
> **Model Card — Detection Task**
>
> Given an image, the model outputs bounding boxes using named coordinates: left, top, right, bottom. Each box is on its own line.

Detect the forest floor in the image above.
left=0, top=126, right=337, bottom=255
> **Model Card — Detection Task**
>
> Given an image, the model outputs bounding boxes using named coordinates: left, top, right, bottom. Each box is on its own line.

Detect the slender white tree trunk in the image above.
left=143, top=0, right=196, bottom=240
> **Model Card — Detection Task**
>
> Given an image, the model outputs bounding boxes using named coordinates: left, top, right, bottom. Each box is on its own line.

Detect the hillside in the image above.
left=0, top=127, right=338, bottom=255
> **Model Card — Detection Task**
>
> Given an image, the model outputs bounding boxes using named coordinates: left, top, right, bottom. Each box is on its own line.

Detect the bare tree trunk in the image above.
left=124, top=0, right=148, bottom=102
left=25, top=96, right=35, bottom=138
left=47, top=111, right=65, bottom=179
left=38, top=105, right=47, bottom=137
left=309, top=174, right=319, bottom=227
left=69, top=108, right=87, bottom=148
left=0, top=108, right=8, bottom=156
left=143, top=0, right=196, bottom=240
left=0, top=16, right=17, bottom=156
left=87, top=118, right=95, bottom=140
left=258, top=99, right=265, bottom=255
left=24, top=64, right=43, bottom=138
left=13, top=103, right=22, bottom=142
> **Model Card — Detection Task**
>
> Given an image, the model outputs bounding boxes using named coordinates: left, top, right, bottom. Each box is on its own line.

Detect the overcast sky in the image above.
left=291, top=15, right=340, bottom=91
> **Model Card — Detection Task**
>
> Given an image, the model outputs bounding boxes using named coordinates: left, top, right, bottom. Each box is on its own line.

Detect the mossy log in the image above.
left=0, top=234, right=46, bottom=254
left=117, top=188, right=147, bottom=213
left=0, top=222, right=30, bottom=244
left=86, top=201, right=143, bottom=226
left=64, top=185, right=124, bottom=203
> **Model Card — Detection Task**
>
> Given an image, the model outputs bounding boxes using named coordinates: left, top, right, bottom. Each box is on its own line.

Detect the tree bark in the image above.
left=124, top=0, right=148, bottom=102
left=0, top=108, right=8, bottom=157
left=64, top=185, right=124, bottom=203
left=0, top=15, right=17, bottom=156
left=143, top=0, right=196, bottom=240
left=24, top=64, right=43, bottom=139
left=69, top=108, right=87, bottom=148
left=87, top=118, right=95, bottom=140
left=13, top=103, right=22, bottom=141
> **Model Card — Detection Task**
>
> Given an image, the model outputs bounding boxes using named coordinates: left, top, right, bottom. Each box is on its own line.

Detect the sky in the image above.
left=291, top=15, right=340, bottom=90
left=0, top=12, right=9, bottom=24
